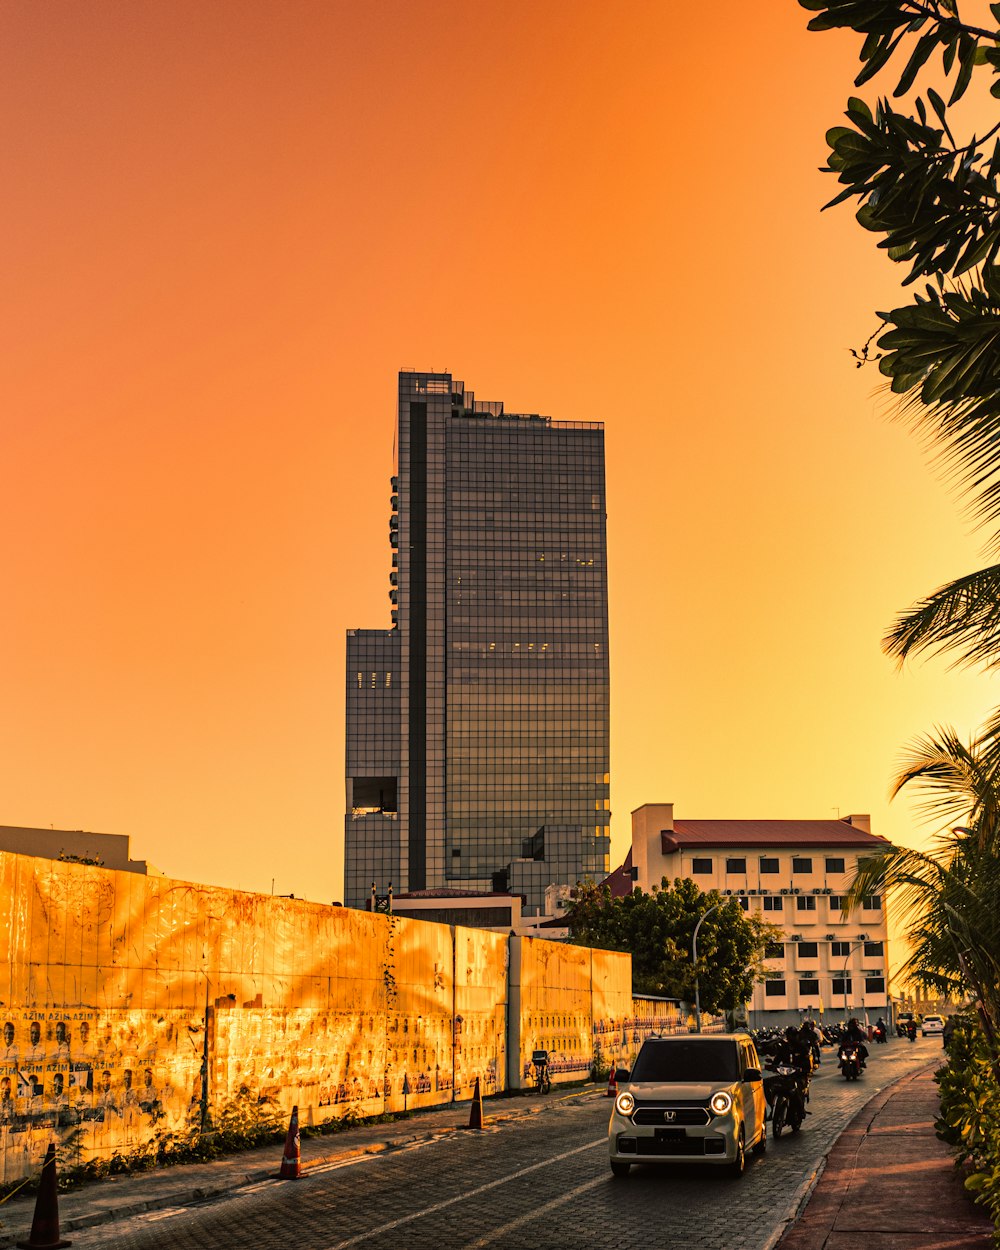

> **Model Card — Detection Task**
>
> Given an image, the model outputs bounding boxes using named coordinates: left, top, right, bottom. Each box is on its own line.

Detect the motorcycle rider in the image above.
left=800, top=1019, right=822, bottom=1067
left=766, top=1025, right=811, bottom=1121
left=844, top=1017, right=870, bottom=1067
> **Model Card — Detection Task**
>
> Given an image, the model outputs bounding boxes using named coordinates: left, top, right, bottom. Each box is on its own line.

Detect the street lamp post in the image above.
left=840, top=935, right=870, bottom=1021
left=692, top=904, right=720, bottom=1033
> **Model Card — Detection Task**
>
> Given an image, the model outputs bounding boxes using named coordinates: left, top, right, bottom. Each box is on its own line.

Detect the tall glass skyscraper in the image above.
left=344, top=371, right=610, bottom=913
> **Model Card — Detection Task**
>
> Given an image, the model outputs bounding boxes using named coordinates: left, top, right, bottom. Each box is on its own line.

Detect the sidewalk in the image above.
left=0, top=1086, right=599, bottom=1247
left=777, top=1059, right=995, bottom=1250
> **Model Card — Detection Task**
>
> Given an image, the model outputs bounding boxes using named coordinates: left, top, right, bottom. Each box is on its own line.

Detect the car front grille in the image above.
left=632, top=1105, right=710, bottom=1126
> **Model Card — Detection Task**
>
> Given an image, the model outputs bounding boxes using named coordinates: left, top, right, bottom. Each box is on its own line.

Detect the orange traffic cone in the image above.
left=16, top=1143, right=71, bottom=1249
left=606, top=1068, right=618, bottom=1098
left=278, top=1105, right=302, bottom=1179
left=468, top=1076, right=484, bottom=1130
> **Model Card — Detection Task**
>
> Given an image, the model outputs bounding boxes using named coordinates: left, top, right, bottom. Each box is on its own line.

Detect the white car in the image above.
left=921, top=1015, right=945, bottom=1036
left=608, top=1033, right=766, bottom=1179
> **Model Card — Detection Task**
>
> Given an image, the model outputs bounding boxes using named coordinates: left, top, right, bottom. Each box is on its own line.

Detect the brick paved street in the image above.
left=42, top=1038, right=940, bottom=1250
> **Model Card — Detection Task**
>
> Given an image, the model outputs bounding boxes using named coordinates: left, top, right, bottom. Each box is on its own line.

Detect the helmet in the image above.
left=785, top=1026, right=798, bottom=1040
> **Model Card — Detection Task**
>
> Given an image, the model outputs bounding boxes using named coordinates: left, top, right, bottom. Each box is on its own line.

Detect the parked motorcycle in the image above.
left=764, top=1063, right=808, bottom=1136
left=531, top=1049, right=551, bottom=1094
left=838, top=1043, right=863, bottom=1080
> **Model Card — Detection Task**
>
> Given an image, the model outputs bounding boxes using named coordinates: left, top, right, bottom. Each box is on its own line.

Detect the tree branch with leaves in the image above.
left=801, top=1, right=1000, bottom=668
left=567, top=876, right=779, bottom=1017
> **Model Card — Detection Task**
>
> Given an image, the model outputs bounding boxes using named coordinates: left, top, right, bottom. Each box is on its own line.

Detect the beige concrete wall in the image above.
left=590, top=947, right=640, bottom=1075
left=507, top=937, right=640, bottom=1089
left=0, top=853, right=636, bottom=1181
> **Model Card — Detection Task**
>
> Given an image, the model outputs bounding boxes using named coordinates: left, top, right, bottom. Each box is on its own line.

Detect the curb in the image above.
left=763, top=1057, right=942, bottom=1250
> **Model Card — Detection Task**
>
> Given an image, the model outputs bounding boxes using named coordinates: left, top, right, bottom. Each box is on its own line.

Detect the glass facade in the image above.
left=344, top=371, right=610, bottom=912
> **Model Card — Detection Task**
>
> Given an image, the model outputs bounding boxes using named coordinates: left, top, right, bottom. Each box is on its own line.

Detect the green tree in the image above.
left=567, top=877, right=778, bottom=1016
left=799, top=2, right=1000, bottom=686
left=846, top=725, right=1000, bottom=1078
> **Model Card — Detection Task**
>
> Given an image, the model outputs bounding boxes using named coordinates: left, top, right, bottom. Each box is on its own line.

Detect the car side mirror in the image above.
left=743, top=1067, right=762, bottom=1082
left=615, top=1068, right=630, bottom=1084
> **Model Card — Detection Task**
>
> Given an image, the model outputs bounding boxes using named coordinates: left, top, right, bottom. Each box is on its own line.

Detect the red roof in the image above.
left=663, top=819, right=889, bottom=852
left=600, top=848, right=635, bottom=898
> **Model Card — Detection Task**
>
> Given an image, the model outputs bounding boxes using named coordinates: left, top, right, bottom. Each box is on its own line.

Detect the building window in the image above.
left=863, top=941, right=884, bottom=957
left=828, top=895, right=845, bottom=910
left=832, top=977, right=852, bottom=996
left=798, top=980, right=820, bottom=997
left=825, top=857, right=845, bottom=874
left=763, top=896, right=783, bottom=912
left=796, top=896, right=817, bottom=911
left=759, top=857, right=779, bottom=874
left=692, top=858, right=712, bottom=874
left=831, top=941, right=851, bottom=958
left=725, top=857, right=747, bottom=873
left=764, top=980, right=786, bottom=997
left=865, top=976, right=885, bottom=994
left=792, top=857, right=813, bottom=874
left=863, top=895, right=882, bottom=910
left=798, top=942, right=819, bottom=958
left=737, top=896, right=749, bottom=911
left=765, top=940, right=785, bottom=959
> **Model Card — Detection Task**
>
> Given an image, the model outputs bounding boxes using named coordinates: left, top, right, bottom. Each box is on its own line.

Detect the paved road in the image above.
left=66, top=1038, right=939, bottom=1250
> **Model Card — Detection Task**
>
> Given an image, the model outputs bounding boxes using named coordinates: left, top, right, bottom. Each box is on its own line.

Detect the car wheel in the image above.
left=610, top=1160, right=630, bottom=1178
left=727, top=1128, right=746, bottom=1178
left=752, top=1123, right=767, bottom=1155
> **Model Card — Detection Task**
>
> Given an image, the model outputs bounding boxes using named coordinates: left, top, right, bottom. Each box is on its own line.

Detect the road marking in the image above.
left=320, top=1137, right=606, bottom=1250
left=457, top=1172, right=607, bottom=1249
left=307, top=1134, right=453, bottom=1178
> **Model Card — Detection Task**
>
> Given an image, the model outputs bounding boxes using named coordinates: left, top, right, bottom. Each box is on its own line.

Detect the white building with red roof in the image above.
left=611, top=804, right=891, bottom=1026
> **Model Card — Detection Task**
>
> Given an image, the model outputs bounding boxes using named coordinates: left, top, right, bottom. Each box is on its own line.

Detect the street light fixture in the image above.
left=692, top=904, right=721, bottom=1033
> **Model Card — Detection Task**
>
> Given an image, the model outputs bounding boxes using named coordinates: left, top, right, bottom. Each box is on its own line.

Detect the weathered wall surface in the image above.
left=0, top=853, right=638, bottom=1180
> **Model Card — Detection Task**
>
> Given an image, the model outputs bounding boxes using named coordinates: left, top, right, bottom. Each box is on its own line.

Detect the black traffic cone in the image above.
left=468, top=1076, right=484, bottom=1130
left=17, top=1143, right=71, bottom=1249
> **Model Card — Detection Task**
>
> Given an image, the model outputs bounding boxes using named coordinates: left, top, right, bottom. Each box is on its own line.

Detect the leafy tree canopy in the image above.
left=567, top=877, right=778, bottom=1016
left=800, top=2, right=1000, bottom=699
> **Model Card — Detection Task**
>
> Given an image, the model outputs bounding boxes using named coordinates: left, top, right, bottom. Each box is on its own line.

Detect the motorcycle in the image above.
left=764, top=1064, right=807, bottom=1136
left=531, top=1049, right=551, bottom=1094
left=873, top=1024, right=887, bottom=1044
left=906, top=1022, right=917, bottom=1043
left=838, top=1044, right=863, bottom=1080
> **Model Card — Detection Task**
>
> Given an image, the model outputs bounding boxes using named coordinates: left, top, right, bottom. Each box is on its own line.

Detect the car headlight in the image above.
left=615, top=1091, right=635, bottom=1117
left=709, top=1091, right=733, bottom=1116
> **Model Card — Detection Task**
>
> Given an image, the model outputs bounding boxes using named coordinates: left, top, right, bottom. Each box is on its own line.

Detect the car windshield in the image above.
left=630, top=1039, right=740, bottom=1083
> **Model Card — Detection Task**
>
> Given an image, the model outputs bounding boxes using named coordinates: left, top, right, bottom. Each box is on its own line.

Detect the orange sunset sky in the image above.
left=2, top=1, right=996, bottom=911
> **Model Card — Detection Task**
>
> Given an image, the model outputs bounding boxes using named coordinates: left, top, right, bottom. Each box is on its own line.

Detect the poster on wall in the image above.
left=0, top=1009, right=203, bottom=1182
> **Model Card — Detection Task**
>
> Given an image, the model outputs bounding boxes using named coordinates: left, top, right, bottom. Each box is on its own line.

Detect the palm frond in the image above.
left=882, top=564, right=1000, bottom=669
left=867, top=723, right=1000, bottom=1056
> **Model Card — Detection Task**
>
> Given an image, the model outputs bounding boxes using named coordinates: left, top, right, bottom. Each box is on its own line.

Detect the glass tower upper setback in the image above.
left=344, top=372, right=610, bottom=913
